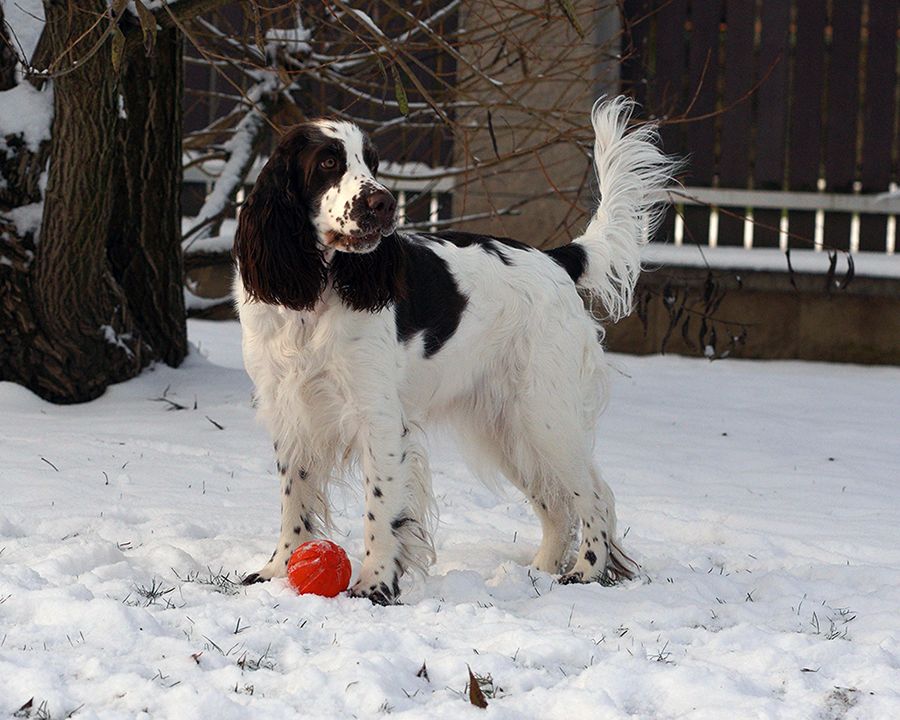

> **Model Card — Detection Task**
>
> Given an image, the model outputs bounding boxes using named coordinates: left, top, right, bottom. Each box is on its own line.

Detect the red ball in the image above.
left=286, top=540, right=352, bottom=597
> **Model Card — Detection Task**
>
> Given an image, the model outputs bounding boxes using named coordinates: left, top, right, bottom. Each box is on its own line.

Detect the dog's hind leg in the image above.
left=495, top=370, right=636, bottom=585
left=558, top=465, right=636, bottom=585
left=452, top=416, right=575, bottom=574
left=502, top=457, right=577, bottom=574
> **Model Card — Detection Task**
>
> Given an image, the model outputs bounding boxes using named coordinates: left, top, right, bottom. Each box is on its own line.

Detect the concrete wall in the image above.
left=605, top=268, right=900, bottom=365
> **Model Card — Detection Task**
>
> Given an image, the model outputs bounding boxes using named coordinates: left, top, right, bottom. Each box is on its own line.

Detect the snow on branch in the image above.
left=183, top=77, right=277, bottom=248
left=264, top=8, right=311, bottom=57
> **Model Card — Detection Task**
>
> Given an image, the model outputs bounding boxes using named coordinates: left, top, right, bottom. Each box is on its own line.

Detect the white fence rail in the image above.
left=667, top=186, right=899, bottom=254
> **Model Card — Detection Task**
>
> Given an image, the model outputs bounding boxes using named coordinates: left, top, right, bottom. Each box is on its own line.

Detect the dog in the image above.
left=232, top=96, right=675, bottom=604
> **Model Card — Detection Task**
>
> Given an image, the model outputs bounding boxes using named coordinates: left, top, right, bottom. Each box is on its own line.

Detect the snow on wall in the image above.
left=644, top=244, right=900, bottom=279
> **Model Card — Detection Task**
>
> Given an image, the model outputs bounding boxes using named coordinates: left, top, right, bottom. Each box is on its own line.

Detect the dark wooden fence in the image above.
left=621, top=0, right=899, bottom=254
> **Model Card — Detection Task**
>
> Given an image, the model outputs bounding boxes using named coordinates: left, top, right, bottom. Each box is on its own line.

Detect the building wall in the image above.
left=449, top=1, right=619, bottom=247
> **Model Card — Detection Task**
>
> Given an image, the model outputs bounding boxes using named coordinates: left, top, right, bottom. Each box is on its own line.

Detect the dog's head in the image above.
left=234, top=120, right=402, bottom=311
left=308, top=120, right=397, bottom=253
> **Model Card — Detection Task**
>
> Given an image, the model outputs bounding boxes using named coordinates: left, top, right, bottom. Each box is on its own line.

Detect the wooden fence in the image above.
left=621, top=0, right=899, bottom=254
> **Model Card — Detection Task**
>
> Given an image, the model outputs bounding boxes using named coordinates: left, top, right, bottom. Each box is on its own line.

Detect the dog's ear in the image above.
left=363, top=138, right=380, bottom=177
left=233, top=130, right=327, bottom=311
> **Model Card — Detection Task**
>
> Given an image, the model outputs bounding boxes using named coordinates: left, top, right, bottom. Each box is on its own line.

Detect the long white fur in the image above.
left=573, top=96, right=678, bottom=321
left=235, top=97, right=676, bottom=598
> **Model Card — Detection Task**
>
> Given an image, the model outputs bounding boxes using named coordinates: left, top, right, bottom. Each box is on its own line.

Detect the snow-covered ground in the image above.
left=1, top=320, right=898, bottom=719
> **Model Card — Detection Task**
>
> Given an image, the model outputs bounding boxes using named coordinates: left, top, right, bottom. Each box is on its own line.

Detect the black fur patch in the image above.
left=430, top=229, right=586, bottom=285
left=546, top=243, right=587, bottom=283
left=482, top=240, right=512, bottom=265
left=391, top=516, right=412, bottom=532
left=428, top=230, right=531, bottom=266
left=330, top=232, right=407, bottom=312
left=395, top=238, right=468, bottom=358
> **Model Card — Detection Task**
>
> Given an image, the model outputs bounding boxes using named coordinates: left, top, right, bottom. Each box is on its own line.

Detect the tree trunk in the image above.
left=108, top=27, right=187, bottom=367
left=23, top=0, right=144, bottom=403
left=0, top=0, right=187, bottom=404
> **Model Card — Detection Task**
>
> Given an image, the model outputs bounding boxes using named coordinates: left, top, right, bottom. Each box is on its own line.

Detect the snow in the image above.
left=1, top=320, right=899, bottom=718
left=100, top=325, right=135, bottom=358
left=0, top=82, right=53, bottom=153
left=2, top=0, right=45, bottom=65
left=184, top=78, right=276, bottom=245
left=349, top=9, right=384, bottom=38
left=0, top=0, right=53, bottom=154
left=184, top=286, right=231, bottom=311
left=644, top=244, right=900, bottom=279
left=264, top=9, right=311, bottom=56
left=4, top=202, right=43, bottom=239
left=182, top=218, right=236, bottom=255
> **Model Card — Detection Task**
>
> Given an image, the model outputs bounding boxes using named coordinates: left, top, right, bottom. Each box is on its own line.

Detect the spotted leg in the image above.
left=243, top=451, right=330, bottom=584
left=559, top=466, right=637, bottom=585
left=349, top=418, right=434, bottom=605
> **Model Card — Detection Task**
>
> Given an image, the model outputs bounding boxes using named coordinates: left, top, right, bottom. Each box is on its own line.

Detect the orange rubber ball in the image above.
left=286, top=540, right=352, bottom=597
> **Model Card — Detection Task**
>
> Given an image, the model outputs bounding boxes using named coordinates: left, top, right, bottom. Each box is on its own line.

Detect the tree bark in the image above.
left=108, top=27, right=187, bottom=367
left=27, top=0, right=146, bottom=402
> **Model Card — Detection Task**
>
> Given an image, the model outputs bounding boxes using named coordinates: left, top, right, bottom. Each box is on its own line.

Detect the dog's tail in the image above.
left=559, top=96, right=678, bottom=321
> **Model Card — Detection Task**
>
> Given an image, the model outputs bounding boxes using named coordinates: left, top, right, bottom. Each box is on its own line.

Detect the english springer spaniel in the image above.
left=233, top=96, right=676, bottom=604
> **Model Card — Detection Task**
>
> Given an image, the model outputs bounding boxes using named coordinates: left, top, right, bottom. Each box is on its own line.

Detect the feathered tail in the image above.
left=570, top=96, right=679, bottom=321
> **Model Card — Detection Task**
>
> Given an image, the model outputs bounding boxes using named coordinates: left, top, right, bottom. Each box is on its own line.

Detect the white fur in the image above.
left=235, top=97, right=677, bottom=599
left=573, top=96, right=679, bottom=321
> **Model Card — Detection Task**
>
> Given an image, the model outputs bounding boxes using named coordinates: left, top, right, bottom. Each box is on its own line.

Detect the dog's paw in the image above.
left=349, top=578, right=401, bottom=606
left=558, top=571, right=585, bottom=585
left=559, top=569, right=624, bottom=587
left=241, top=559, right=287, bottom=586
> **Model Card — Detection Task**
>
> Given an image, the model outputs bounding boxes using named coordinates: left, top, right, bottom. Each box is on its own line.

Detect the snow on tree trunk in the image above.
left=1, top=0, right=54, bottom=395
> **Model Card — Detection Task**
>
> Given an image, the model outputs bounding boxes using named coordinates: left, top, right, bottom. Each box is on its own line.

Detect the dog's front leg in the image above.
left=350, top=413, right=434, bottom=605
left=243, top=450, right=329, bottom=585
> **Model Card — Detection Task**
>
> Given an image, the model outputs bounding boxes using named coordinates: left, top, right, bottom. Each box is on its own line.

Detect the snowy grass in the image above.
left=1, top=320, right=898, bottom=719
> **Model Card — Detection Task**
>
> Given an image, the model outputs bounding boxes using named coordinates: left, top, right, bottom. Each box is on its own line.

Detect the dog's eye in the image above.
left=320, top=156, right=337, bottom=171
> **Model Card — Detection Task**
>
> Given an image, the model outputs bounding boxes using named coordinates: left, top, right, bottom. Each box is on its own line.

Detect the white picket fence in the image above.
left=668, top=186, right=900, bottom=254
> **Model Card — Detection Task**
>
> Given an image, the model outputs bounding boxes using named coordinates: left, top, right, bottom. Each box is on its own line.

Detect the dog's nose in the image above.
left=367, top=189, right=396, bottom=226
